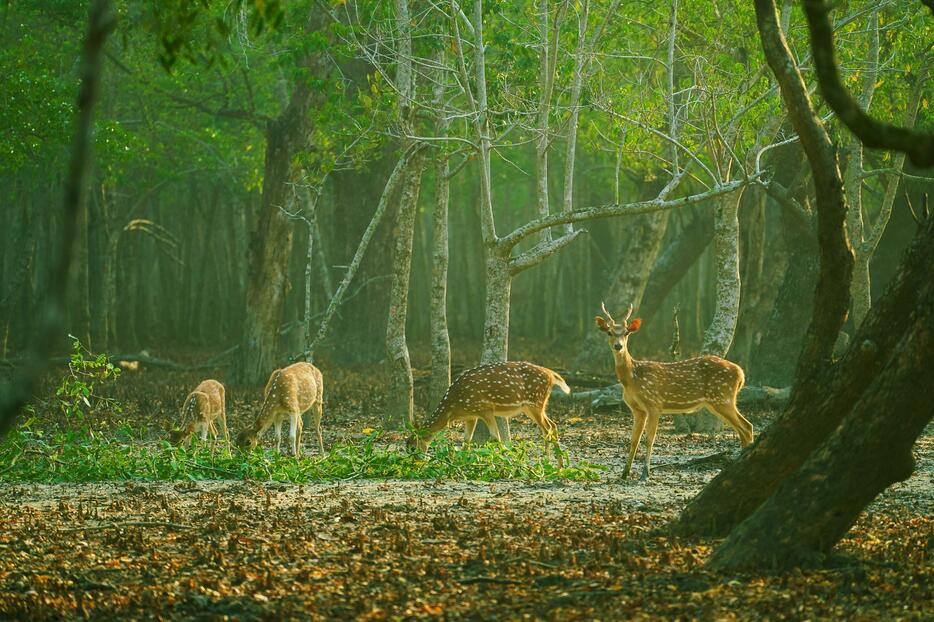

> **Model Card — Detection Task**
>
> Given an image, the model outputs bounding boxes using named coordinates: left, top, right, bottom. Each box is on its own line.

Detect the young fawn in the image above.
left=595, top=303, right=753, bottom=480
left=236, top=362, right=324, bottom=456
left=169, top=379, right=229, bottom=450
left=412, top=361, right=570, bottom=467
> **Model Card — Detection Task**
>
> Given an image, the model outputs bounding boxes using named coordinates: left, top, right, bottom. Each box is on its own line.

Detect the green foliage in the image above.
left=54, top=337, right=122, bottom=421
left=0, top=427, right=605, bottom=483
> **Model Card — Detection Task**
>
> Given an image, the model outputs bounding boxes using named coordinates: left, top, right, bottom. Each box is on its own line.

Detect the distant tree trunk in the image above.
left=638, top=212, right=714, bottom=326
left=751, top=155, right=816, bottom=386
left=708, top=214, right=934, bottom=570
left=669, top=0, right=853, bottom=539
left=574, top=207, right=670, bottom=371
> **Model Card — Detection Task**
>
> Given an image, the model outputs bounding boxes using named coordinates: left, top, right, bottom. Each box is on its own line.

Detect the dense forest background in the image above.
left=1, top=0, right=931, bottom=389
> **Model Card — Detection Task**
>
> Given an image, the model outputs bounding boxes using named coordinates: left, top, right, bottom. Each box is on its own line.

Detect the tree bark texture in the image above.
left=707, top=215, right=934, bottom=571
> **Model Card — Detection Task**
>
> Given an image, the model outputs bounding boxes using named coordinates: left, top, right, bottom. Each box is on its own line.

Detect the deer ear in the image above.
left=627, top=318, right=642, bottom=332
left=594, top=316, right=608, bottom=331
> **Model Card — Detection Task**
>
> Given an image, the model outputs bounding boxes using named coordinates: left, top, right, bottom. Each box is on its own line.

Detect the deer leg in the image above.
left=543, top=415, right=563, bottom=469
left=624, top=410, right=647, bottom=479
left=289, top=413, right=301, bottom=457
left=314, top=401, right=324, bottom=454
left=641, top=413, right=661, bottom=481
left=482, top=415, right=503, bottom=443
left=274, top=419, right=283, bottom=453
left=463, top=418, right=479, bottom=445
left=199, top=422, right=209, bottom=442
left=219, top=396, right=230, bottom=451
left=711, top=402, right=754, bottom=447
left=208, top=421, right=218, bottom=455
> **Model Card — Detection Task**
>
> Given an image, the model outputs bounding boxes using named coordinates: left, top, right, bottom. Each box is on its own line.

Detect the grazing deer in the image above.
left=169, top=379, right=229, bottom=450
left=595, top=303, right=753, bottom=480
left=236, top=362, right=324, bottom=456
left=411, top=361, right=570, bottom=467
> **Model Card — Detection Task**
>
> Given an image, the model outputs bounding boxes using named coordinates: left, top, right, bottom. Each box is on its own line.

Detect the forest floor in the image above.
left=0, top=361, right=930, bottom=620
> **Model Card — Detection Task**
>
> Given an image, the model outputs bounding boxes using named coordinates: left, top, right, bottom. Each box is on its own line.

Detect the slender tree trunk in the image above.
left=708, top=215, right=934, bottom=571
left=384, top=153, right=425, bottom=428
left=306, top=150, right=418, bottom=360
left=701, top=189, right=745, bottom=356
left=428, top=115, right=452, bottom=413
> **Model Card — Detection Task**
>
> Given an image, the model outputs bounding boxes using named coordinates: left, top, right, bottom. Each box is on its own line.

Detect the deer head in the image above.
left=594, top=302, right=642, bottom=354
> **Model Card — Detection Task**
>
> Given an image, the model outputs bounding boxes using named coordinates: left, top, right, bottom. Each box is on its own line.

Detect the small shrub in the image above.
left=54, top=336, right=122, bottom=423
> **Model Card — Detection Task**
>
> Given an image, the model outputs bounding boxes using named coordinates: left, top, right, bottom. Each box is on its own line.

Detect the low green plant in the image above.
left=0, top=428, right=606, bottom=484
left=54, top=336, right=122, bottom=422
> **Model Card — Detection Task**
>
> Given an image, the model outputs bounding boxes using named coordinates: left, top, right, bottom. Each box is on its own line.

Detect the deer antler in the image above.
left=600, top=301, right=615, bottom=324
left=623, top=303, right=634, bottom=323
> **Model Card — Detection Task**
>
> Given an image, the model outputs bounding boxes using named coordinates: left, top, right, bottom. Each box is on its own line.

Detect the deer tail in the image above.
left=551, top=371, right=571, bottom=395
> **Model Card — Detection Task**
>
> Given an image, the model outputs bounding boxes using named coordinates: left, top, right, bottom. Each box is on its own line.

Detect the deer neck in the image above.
left=613, top=347, right=637, bottom=386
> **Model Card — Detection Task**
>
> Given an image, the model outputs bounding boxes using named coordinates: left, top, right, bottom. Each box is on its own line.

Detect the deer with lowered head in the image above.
left=595, top=303, right=753, bottom=480
left=236, top=362, right=324, bottom=456
left=169, top=379, right=229, bottom=450
left=410, top=361, right=570, bottom=467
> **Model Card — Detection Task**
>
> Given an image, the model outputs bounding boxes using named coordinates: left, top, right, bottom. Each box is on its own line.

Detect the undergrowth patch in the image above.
left=0, top=427, right=605, bottom=484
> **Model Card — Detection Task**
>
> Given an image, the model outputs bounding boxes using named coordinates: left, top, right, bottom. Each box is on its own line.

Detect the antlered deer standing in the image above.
left=412, top=361, right=570, bottom=467
left=169, top=379, right=229, bottom=450
left=595, top=303, right=753, bottom=480
left=236, top=362, right=325, bottom=456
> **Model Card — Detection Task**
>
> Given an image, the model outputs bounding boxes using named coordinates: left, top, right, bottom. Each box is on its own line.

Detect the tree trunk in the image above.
left=0, top=0, right=114, bottom=436
left=638, top=211, right=714, bottom=326
left=384, top=153, right=425, bottom=429
left=668, top=0, right=854, bottom=538
left=674, top=190, right=745, bottom=434
left=708, top=216, right=934, bottom=571
left=428, top=152, right=452, bottom=413
left=230, top=106, right=307, bottom=385
left=470, top=250, right=513, bottom=443
left=574, top=207, right=670, bottom=371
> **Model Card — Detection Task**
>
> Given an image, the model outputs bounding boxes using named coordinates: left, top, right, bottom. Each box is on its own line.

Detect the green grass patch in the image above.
left=0, top=427, right=606, bottom=484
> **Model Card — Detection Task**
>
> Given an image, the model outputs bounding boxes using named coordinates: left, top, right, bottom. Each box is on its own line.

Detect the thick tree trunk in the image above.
left=668, top=0, right=853, bottom=538
left=384, top=154, right=425, bottom=428
left=230, top=100, right=309, bottom=385
left=708, top=216, right=934, bottom=571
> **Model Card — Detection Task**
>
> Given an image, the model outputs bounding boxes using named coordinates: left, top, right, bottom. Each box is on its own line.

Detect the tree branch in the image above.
left=802, top=0, right=934, bottom=167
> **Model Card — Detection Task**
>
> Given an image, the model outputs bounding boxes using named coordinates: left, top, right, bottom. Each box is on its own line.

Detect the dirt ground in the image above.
left=0, top=365, right=931, bottom=620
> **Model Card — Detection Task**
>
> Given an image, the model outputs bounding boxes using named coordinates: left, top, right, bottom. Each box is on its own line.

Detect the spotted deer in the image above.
left=411, top=361, right=570, bottom=467
left=236, top=362, right=324, bottom=456
left=595, top=303, right=753, bottom=480
left=169, top=379, right=229, bottom=450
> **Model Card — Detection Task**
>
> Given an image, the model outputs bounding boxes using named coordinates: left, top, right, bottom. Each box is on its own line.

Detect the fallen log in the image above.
left=551, top=383, right=790, bottom=413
